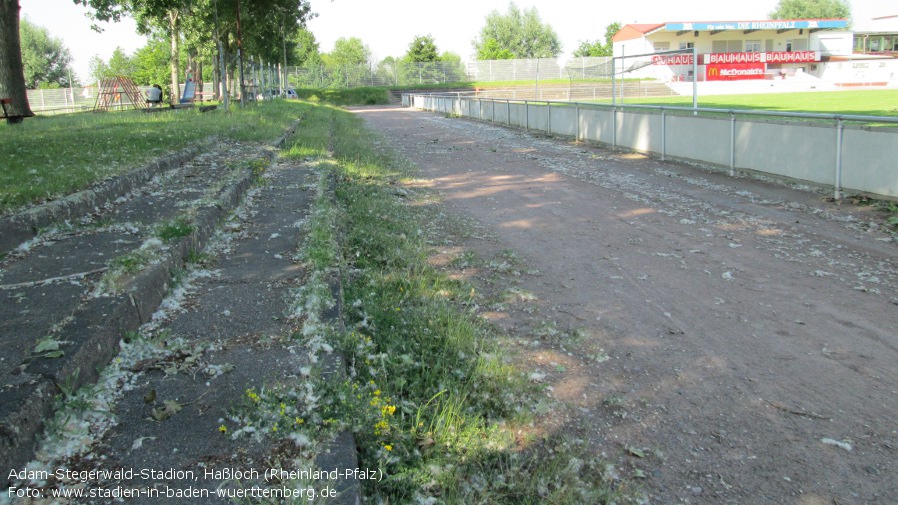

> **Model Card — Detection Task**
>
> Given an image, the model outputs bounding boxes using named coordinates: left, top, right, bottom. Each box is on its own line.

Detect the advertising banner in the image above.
left=706, top=63, right=766, bottom=81
left=700, top=52, right=820, bottom=64
left=652, top=54, right=695, bottom=66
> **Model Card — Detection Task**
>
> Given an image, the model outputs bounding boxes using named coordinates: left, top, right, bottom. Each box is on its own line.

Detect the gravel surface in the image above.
left=353, top=105, right=898, bottom=504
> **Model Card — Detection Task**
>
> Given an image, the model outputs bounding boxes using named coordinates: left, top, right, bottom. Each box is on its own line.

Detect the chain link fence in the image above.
left=24, top=57, right=668, bottom=114
left=282, top=57, right=619, bottom=89
left=25, top=84, right=220, bottom=115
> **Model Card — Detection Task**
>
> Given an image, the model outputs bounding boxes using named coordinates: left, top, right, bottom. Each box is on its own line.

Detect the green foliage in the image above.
left=156, top=215, right=193, bottom=243
left=476, top=38, right=515, bottom=60
left=19, top=18, right=74, bottom=88
left=0, top=100, right=310, bottom=215
left=473, top=2, right=561, bottom=59
left=284, top=104, right=631, bottom=503
left=292, top=27, right=322, bottom=66
left=405, top=34, right=439, bottom=63
left=327, top=37, right=371, bottom=66
left=104, top=47, right=136, bottom=78
left=573, top=40, right=608, bottom=57
left=292, top=88, right=389, bottom=106
left=769, top=0, right=851, bottom=21
left=131, top=37, right=172, bottom=87
left=572, top=22, right=620, bottom=58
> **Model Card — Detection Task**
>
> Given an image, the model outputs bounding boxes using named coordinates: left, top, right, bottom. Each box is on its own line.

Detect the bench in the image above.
left=1, top=98, right=24, bottom=124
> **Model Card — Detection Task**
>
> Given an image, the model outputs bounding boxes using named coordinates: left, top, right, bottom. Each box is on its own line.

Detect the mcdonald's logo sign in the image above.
left=706, top=63, right=766, bottom=81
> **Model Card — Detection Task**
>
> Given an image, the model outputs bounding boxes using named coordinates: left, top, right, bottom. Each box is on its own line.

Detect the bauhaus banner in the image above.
left=700, top=52, right=820, bottom=65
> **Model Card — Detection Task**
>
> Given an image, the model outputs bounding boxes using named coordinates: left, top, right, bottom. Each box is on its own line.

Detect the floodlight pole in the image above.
left=692, top=46, right=698, bottom=114
left=611, top=55, right=616, bottom=108
left=620, top=46, right=625, bottom=104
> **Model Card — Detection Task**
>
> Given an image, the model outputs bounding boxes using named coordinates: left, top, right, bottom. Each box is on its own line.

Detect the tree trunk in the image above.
left=212, top=52, right=220, bottom=101
left=0, top=0, right=34, bottom=118
left=196, top=61, right=203, bottom=94
left=168, top=9, right=180, bottom=104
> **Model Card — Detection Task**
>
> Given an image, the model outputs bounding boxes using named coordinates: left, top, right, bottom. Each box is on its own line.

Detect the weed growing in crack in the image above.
left=282, top=104, right=637, bottom=503
left=156, top=215, right=193, bottom=243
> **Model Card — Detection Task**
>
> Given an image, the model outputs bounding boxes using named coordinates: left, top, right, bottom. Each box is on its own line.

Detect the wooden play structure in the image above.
left=93, top=76, right=146, bottom=112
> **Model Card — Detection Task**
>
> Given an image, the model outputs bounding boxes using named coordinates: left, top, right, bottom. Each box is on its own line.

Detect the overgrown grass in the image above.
left=284, top=104, right=632, bottom=503
left=0, top=100, right=307, bottom=215
left=292, top=87, right=390, bottom=106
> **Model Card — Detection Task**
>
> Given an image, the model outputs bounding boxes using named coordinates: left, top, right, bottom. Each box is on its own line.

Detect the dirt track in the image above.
left=352, top=105, right=898, bottom=504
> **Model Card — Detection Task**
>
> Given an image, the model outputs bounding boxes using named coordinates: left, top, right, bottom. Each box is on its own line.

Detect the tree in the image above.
left=405, top=34, right=438, bottom=63
left=20, top=18, right=74, bottom=88
left=88, top=54, right=110, bottom=82
left=476, top=38, right=514, bottom=60
left=327, top=37, right=370, bottom=66
left=0, top=0, right=34, bottom=118
left=131, top=37, right=172, bottom=87
left=769, top=0, right=851, bottom=21
left=572, top=22, right=621, bottom=57
left=472, top=2, right=561, bottom=59
left=572, top=40, right=605, bottom=57
left=107, top=47, right=135, bottom=76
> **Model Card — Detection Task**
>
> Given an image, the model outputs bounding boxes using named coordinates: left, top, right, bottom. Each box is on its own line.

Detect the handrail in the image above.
left=404, top=92, right=898, bottom=125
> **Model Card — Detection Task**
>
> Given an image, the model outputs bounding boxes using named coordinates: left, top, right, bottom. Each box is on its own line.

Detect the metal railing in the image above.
left=404, top=92, right=898, bottom=201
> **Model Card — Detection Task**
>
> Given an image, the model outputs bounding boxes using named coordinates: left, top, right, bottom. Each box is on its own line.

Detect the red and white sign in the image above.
left=764, top=51, right=820, bottom=63
left=652, top=54, right=695, bottom=66
left=706, top=63, right=766, bottom=81
left=701, top=51, right=820, bottom=65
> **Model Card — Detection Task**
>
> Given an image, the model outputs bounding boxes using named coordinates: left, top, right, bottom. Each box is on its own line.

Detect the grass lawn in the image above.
left=0, top=100, right=307, bottom=216
left=608, top=89, right=898, bottom=118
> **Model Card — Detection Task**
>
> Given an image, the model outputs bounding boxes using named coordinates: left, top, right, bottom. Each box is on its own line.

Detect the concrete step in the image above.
left=2, top=119, right=361, bottom=503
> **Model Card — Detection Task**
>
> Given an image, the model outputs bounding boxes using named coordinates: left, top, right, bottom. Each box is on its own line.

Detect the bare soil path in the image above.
left=352, top=105, right=898, bottom=504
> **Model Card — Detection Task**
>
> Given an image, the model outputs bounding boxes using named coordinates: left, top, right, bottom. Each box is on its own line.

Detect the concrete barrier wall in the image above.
left=842, top=128, right=898, bottom=198
left=580, top=108, right=614, bottom=145
left=735, top=121, right=836, bottom=186
left=509, top=103, right=527, bottom=128
left=667, top=115, right=731, bottom=167
left=527, top=104, right=548, bottom=131
left=617, top=111, right=664, bottom=155
left=549, top=106, right=578, bottom=137
left=411, top=95, right=898, bottom=200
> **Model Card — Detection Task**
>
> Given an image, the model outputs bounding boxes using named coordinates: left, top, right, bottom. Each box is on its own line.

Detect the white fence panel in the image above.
left=407, top=94, right=898, bottom=201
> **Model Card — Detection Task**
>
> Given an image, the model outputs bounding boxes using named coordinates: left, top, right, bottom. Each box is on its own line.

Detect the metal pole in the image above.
left=692, top=46, right=698, bottom=114
left=506, top=99, right=510, bottom=126
left=547, top=102, right=551, bottom=134
left=730, top=112, right=736, bottom=175
left=620, top=47, right=625, bottom=105
left=536, top=58, right=540, bottom=100
left=613, top=107, right=617, bottom=148
left=611, top=56, right=616, bottom=108
left=576, top=104, right=580, bottom=141
left=661, top=109, right=666, bottom=161
left=835, top=119, right=844, bottom=200
left=525, top=101, right=529, bottom=131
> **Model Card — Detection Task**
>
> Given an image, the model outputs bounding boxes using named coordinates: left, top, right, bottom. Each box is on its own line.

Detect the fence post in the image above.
left=525, top=101, right=529, bottom=131
left=506, top=100, right=510, bottom=127
left=612, top=107, right=617, bottom=148
left=834, top=118, right=844, bottom=200
left=547, top=102, right=551, bottom=134
left=576, top=104, right=580, bottom=141
left=661, top=109, right=666, bottom=161
left=730, top=112, right=736, bottom=176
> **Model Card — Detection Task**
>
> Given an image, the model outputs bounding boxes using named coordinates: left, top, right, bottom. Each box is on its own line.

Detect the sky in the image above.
left=21, top=0, right=896, bottom=84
